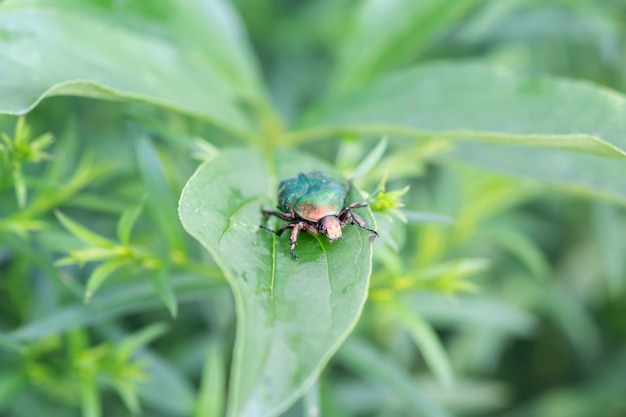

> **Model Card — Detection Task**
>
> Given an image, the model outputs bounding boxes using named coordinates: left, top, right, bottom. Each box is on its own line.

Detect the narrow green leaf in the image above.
left=300, top=62, right=626, bottom=158
left=80, top=378, right=101, bottom=417
left=0, top=372, right=25, bottom=408
left=194, top=339, right=226, bottom=417
left=0, top=337, right=24, bottom=353
left=349, top=137, right=388, bottom=182
left=543, top=285, right=602, bottom=364
left=397, top=258, right=489, bottom=293
left=11, top=168, right=26, bottom=208
left=333, top=0, right=482, bottom=91
left=56, top=248, right=117, bottom=266
left=113, top=381, right=141, bottom=416
left=401, top=210, right=455, bottom=225
left=0, top=4, right=260, bottom=138
left=146, top=267, right=178, bottom=318
left=67, top=328, right=89, bottom=359
left=137, top=352, right=195, bottom=416
left=85, top=258, right=129, bottom=302
left=12, top=115, right=27, bottom=146
left=117, top=198, right=146, bottom=246
left=384, top=301, right=454, bottom=387
left=337, top=337, right=451, bottom=417
left=480, top=224, right=550, bottom=279
left=179, top=148, right=375, bottom=417
left=55, top=211, right=114, bottom=248
left=403, top=293, right=537, bottom=337
left=5, top=274, right=222, bottom=343
left=135, top=135, right=186, bottom=256
left=119, top=323, right=169, bottom=359
left=591, top=202, right=626, bottom=295
left=1, top=230, right=85, bottom=299
left=29, top=132, right=54, bottom=156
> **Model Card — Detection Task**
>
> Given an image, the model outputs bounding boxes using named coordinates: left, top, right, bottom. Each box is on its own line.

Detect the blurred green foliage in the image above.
left=1, top=0, right=626, bottom=416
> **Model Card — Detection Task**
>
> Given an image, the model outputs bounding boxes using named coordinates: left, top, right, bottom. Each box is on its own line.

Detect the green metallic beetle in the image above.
left=262, top=171, right=378, bottom=259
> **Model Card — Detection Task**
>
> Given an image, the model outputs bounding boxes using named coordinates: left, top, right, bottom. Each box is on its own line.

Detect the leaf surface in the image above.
left=301, top=62, right=626, bottom=158
left=442, top=143, right=626, bottom=206
left=0, top=1, right=261, bottom=137
left=179, top=148, right=375, bottom=417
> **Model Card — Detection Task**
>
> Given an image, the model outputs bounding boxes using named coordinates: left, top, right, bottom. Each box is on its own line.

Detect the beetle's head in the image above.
left=320, top=215, right=342, bottom=242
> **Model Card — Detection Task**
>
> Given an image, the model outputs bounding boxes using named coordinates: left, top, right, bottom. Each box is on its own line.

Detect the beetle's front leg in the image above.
left=288, top=223, right=303, bottom=259
left=345, top=200, right=369, bottom=211
left=337, top=201, right=369, bottom=219
left=347, top=212, right=379, bottom=242
left=288, top=222, right=321, bottom=259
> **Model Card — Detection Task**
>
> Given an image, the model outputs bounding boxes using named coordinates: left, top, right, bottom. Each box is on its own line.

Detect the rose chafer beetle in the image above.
left=262, top=171, right=378, bottom=259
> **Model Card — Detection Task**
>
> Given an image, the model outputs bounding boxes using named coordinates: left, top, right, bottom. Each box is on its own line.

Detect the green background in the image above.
left=1, top=0, right=625, bottom=416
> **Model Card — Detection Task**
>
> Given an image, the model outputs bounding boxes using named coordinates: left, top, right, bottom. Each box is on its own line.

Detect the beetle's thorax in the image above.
left=320, top=215, right=342, bottom=241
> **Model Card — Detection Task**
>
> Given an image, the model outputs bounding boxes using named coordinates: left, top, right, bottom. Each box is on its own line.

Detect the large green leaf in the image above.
left=0, top=0, right=261, bottom=138
left=441, top=143, right=626, bottom=206
left=178, top=148, right=375, bottom=417
left=299, top=62, right=626, bottom=158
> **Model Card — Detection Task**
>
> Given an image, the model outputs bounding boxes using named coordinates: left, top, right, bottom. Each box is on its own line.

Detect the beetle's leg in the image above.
left=301, top=221, right=320, bottom=236
left=260, top=222, right=301, bottom=259
left=260, top=222, right=295, bottom=237
left=261, top=210, right=297, bottom=237
left=259, top=224, right=274, bottom=234
left=262, top=209, right=296, bottom=222
left=338, top=201, right=369, bottom=218
left=289, top=223, right=303, bottom=259
left=347, top=212, right=379, bottom=242
left=346, top=201, right=369, bottom=210
left=288, top=221, right=322, bottom=259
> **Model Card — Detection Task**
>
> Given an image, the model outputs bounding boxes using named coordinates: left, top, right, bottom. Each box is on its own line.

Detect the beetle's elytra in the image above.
left=261, top=171, right=378, bottom=259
